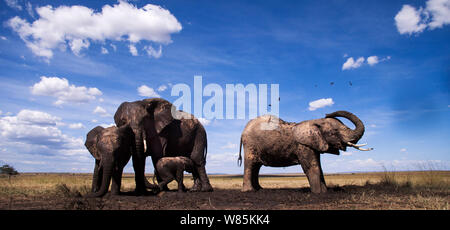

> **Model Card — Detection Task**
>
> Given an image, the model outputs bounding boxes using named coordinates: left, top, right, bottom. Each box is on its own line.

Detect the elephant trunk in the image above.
left=86, top=158, right=113, bottom=197
left=326, top=111, right=365, bottom=143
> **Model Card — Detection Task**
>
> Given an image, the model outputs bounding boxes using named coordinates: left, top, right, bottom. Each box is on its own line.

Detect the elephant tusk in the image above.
left=143, top=139, right=147, bottom=153
left=354, top=146, right=373, bottom=151
left=347, top=142, right=373, bottom=151
left=347, top=142, right=367, bottom=147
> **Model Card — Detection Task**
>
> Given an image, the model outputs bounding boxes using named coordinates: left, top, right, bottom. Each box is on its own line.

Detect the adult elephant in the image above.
left=238, top=111, right=372, bottom=193
left=114, top=98, right=213, bottom=194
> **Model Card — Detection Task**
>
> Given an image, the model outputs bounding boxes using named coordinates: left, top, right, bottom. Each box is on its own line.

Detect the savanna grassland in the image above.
left=0, top=171, right=448, bottom=210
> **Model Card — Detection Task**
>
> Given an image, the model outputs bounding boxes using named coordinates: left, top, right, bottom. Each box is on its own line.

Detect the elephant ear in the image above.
left=85, top=126, right=104, bottom=160
left=294, top=123, right=329, bottom=152
left=145, top=98, right=174, bottom=134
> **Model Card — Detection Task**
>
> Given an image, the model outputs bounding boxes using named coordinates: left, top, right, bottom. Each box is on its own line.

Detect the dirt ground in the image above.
left=0, top=172, right=449, bottom=210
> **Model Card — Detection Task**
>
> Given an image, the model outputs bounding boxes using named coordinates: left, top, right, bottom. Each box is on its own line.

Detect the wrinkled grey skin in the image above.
left=155, top=156, right=195, bottom=192
left=239, top=111, right=367, bottom=194
left=114, top=98, right=213, bottom=194
left=84, top=125, right=134, bottom=197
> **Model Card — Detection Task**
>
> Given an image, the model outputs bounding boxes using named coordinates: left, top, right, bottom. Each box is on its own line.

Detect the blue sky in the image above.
left=0, top=0, right=449, bottom=174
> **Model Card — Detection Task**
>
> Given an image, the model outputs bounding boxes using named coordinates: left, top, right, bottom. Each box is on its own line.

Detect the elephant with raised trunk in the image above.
left=114, top=98, right=213, bottom=194
left=238, top=111, right=372, bottom=193
left=85, top=125, right=134, bottom=197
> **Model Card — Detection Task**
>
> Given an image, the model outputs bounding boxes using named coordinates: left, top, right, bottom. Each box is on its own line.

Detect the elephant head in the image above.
left=85, top=125, right=134, bottom=197
left=294, top=110, right=371, bottom=155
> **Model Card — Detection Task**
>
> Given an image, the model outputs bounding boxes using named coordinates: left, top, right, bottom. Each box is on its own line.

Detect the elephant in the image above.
left=84, top=125, right=134, bottom=197
left=114, top=98, right=213, bottom=194
left=238, top=111, right=372, bottom=194
left=155, top=156, right=196, bottom=192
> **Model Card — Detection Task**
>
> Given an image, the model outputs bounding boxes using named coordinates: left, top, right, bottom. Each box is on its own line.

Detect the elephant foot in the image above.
left=310, top=185, right=328, bottom=194
left=191, top=181, right=202, bottom=192
left=200, top=183, right=213, bottom=192
left=242, top=185, right=259, bottom=192
left=134, top=188, right=148, bottom=196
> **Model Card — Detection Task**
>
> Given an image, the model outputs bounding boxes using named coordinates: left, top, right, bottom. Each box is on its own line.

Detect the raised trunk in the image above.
left=325, top=111, right=365, bottom=142
left=87, top=159, right=113, bottom=197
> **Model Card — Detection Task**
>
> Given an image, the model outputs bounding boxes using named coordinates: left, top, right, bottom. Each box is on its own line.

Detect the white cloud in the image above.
left=221, top=142, right=238, bottom=149
left=395, top=5, right=428, bottom=35
left=395, top=0, right=450, bottom=35
left=367, top=56, right=379, bottom=66
left=110, top=44, right=117, bottom=52
left=341, top=151, right=354, bottom=156
left=129, top=44, right=138, bottom=56
left=25, top=2, right=35, bottom=18
left=308, top=98, right=334, bottom=111
left=7, top=1, right=182, bottom=60
left=400, top=148, right=407, bottom=152
left=101, top=46, right=109, bottom=54
left=144, top=45, right=162, bottom=58
left=427, top=0, right=450, bottom=29
left=69, top=38, right=90, bottom=56
left=197, top=117, right=211, bottom=126
left=5, top=0, right=22, bottom=10
left=137, top=85, right=160, bottom=97
left=68, top=123, right=85, bottom=129
left=0, top=109, right=84, bottom=154
left=30, top=76, right=102, bottom=106
left=342, top=57, right=365, bottom=70
left=0, top=36, right=7, bottom=40
left=343, top=55, right=390, bottom=69
left=157, top=85, right=168, bottom=92
left=93, top=106, right=111, bottom=117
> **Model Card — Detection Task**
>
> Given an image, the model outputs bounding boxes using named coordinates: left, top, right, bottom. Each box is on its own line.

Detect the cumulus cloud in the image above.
left=7, top=1, right=182, bottom=60
left=129, top=44, right=138, bottom=56
left=157, top=85, right=168, bottom=92
left=395, top=0, right=450, bottom=35
left=101, top=46, right=109, bottom=54
left=308, top=98, right=334, bottom=111
left=0, top=109, right=84, bottom=154
left=366, top=56, right=379, bottom=66
left=93, top=106, right=111, bottom=117
left=137, top=85, right=160, bottom=97
left=30, top=76, right=102, bottom=106
left=144, top=45, right=162, bottom=58
left=342, top=57, right=365, bottom=70
left=68, top=123, right=85, bottom=129
left=5, top=0, right=22, bottom=10
left=343, top=55, right=391, bottom=70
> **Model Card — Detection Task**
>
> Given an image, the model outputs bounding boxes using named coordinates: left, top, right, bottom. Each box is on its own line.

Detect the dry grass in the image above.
left=0, top=171, right=448, bottom=210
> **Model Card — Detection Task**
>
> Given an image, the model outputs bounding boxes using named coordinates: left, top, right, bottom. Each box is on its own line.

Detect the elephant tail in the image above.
left=238, top=136, right=243, bottom=167
left=203, top=138, right=208, bottom=165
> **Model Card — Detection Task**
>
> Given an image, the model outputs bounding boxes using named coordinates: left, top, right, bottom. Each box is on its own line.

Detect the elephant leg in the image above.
left=110, top=166, right=123, bottom=195
left=132, top=154, right=147, bottom=195
left=251, top=163, right=263, bottom=190
left=92, top=159, right=101, bottom=192
left=176, top=170, right=186, bottom=192
left=242, top=149, right=260, bottom=192
left=299, top=149, right=327, bottom=194
left=195, top=165, right=213, bottom=192
left=190, top=166, right=202, bottom=192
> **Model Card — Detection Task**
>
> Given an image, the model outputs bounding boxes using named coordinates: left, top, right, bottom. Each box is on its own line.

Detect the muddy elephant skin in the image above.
left=85, top=125, right=134, bottom=197
left=239, top=111, right=371, bottom=194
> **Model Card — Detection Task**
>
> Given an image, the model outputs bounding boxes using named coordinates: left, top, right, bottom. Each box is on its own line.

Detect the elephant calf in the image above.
left=155, top=156, right=195, bottom=192
left=85, top=125, right=134, bottom=197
